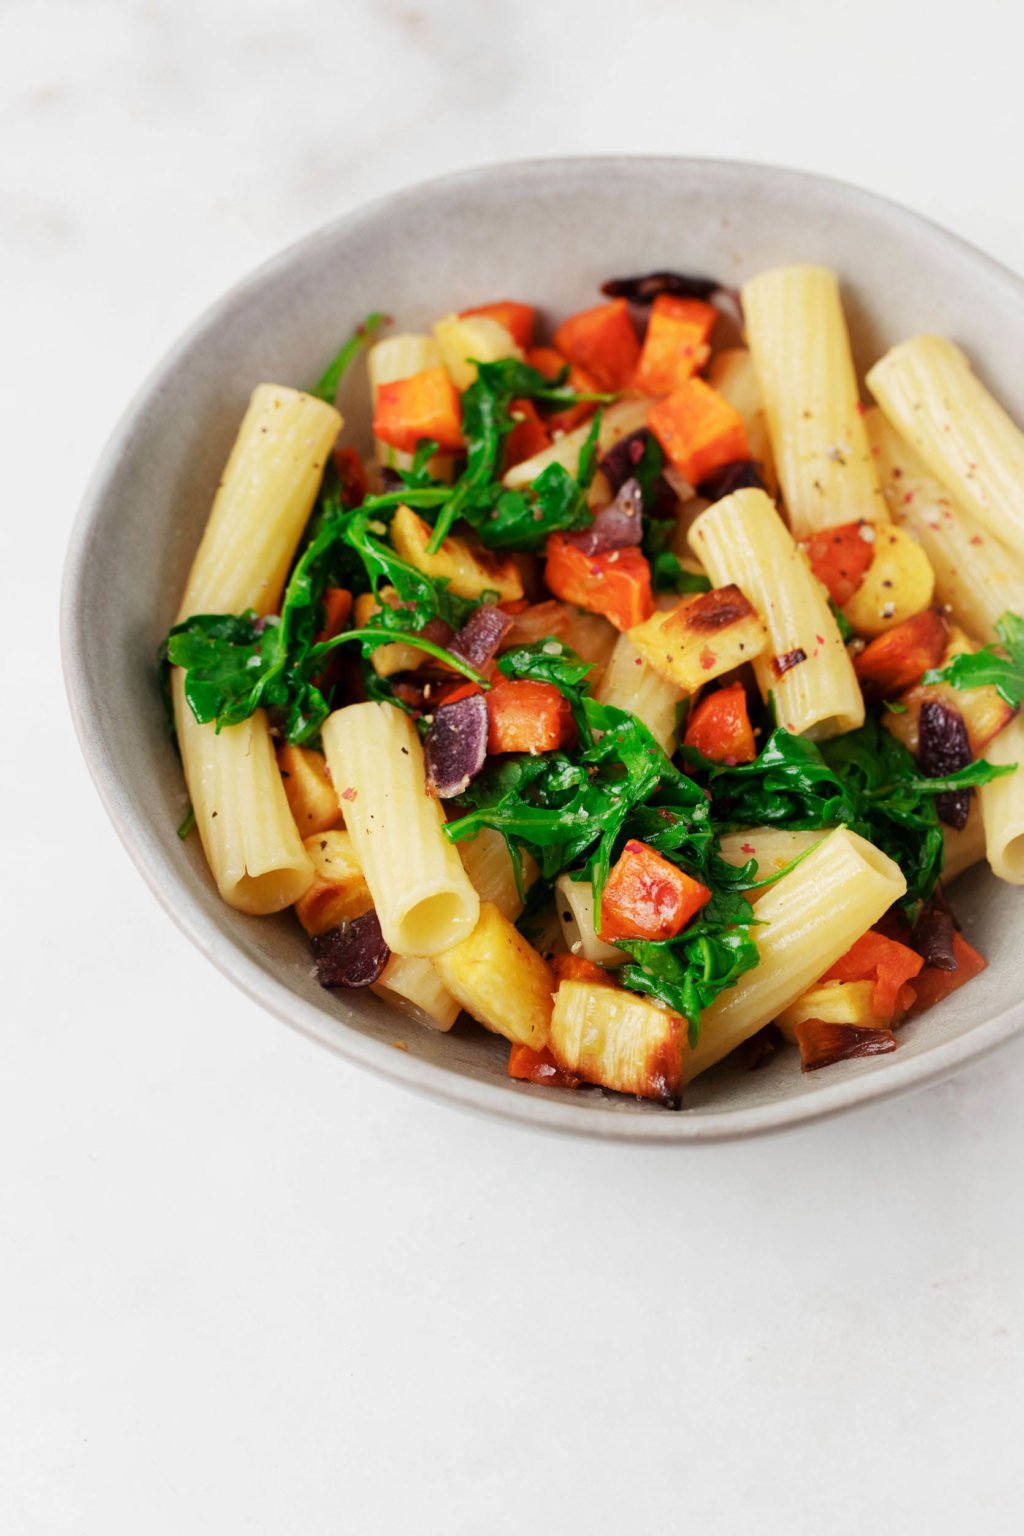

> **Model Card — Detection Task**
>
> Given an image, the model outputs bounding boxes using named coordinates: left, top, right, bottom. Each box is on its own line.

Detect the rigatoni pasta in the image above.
left=684, top=829, right=906, bottom=1079
left=865, top=406, right=1024, bottom=644
left=867, top=335, right=1024, bottom=548
left=321, top=702, right=480, bottom=956
left=741, top=265, right=887, bottom=536
left=688, top=488, right=864, bottom=738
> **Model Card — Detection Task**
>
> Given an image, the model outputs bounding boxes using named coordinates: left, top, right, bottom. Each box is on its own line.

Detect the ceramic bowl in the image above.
left=62, top=157, right=1024, bottom=1141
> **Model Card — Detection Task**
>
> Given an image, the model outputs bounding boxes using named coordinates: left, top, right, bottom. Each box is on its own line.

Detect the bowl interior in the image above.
left=63, top=158, right=1024, bottom=1140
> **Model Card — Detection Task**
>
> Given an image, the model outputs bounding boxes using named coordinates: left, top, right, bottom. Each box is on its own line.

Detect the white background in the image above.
left=4, top=1, right=1024, bottom=1530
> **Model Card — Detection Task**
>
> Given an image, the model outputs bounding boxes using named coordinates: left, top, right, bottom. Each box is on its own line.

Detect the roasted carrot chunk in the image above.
left=800, top=521, right=876, bottom=607
left=460, top=300, right=536, bottom=350
left=373, top=366, right=464, bottom=453
left=554, top=299, right=640, bottom=391
left=683, top=681, right=757, bottom=764
left=909, top=930, right=987, bottom=1014
left=853, top=610, right=949, bottom=698
left=544, top=535, right=654, bottom=630
left=794, top=1020, right=897, bottom=1072
left=508, top=1043, right=580, bottom=1088
left=633, top=295, right=716, bottom=396
left=526, top=346, right=600, bottom=432
left=332, top=447, right=369, bottom=508
left=599, top=840, right=712, bottom=943
left=486, top=677, right=574, bottom=755
left=648, top=378, right=749, bottom=485
left=503, top=398, right=552, bottom=470
left=821, top=930, right=924, bottom=1020
left=316, top=587, right=353, bottom=645
left=550, top=953, right=613, bottom=987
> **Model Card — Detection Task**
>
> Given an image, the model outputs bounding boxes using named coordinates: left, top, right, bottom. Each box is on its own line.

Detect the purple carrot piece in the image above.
left=312, top=911, right=390, bottom=989
left=425, top=691, right=489, bottom=798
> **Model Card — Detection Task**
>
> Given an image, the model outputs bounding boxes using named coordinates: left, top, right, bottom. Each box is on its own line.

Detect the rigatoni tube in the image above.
left=865, top=406, right=1024, bottom=645
left=867, top=335, right=1024, bottom=548
left=172, top=674, right=314, bottom=914
left=741, top=265, right=886, bottom=536
left=172, top=384, right=340, bottom=914
left=688, top=488, right=864, bottom=739
left=321, top=702, right=480, bottom=956
left=176, top=385, right=342, bottom=621
left=978, top=716, right=1024, bottom=884
left=684, top=828, right=906, bottom=1080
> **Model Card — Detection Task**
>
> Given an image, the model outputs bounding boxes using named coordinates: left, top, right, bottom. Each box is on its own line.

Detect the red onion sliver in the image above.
left=566, top=478, right=643, bottom=556
left=449, top=605, right=514, bottom=668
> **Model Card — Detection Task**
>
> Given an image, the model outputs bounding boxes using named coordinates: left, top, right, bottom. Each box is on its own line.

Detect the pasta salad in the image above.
left=162, top=267, right=1024, bottom=1109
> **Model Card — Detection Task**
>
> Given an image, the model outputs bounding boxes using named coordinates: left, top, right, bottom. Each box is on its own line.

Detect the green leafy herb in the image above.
left=619, top=885, right=760, bottom=1047
left=424, top=359, right=612, bottom=553
left=634, top=432, right=710, bottom=595
left=495, top=641, right=596, bottom=744
left=166, top=505, right=485, bottom=744
left=310, top=311, right=388, bottom=404
left=691, top=717, right=1013, bottom=906
left=924, top=611, right=1024, bottom=707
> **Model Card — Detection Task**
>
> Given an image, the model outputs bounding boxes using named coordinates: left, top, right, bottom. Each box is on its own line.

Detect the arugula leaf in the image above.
left=339, top=511, right=478, bottom=632
left=310, top=312, right=387, bottom=404
left=631, top=431, right=711, bottom=594
left=425, top=361, right=610, bottom=553
left=166, top=504, right=485, bottom=744
left=924, top=611, right=1024, bottom=707
left=693, top=717, right=1013, bottom=906
left=619, top=886, right=761, bottom=1047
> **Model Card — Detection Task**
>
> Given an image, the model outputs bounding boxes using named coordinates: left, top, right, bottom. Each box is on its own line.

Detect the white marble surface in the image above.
left=4, top=1, right=1024, bottom=1530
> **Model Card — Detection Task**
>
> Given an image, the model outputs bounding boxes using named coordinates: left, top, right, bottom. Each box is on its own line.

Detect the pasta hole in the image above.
left=399, top=892, right=476, bottom=955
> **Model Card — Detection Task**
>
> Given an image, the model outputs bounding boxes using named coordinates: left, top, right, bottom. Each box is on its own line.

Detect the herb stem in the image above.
left=307, top=627, right=491, bottom=688
left=310, top=311, right=388, bottom=403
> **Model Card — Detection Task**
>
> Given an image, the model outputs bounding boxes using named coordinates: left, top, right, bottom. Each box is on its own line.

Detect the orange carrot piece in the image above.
left=373, top=366, right=464, bottom=453
left=599, top=839, right=712, bottom=943
left=503, top=399, right=552, bottom=470
left=853, top=610, right=948, bottom=697
left=461, top=300, right=536, bottom=351
left=909, top=930, right=987, bottom=1014
left=544, top=535, right=654, bottom=630
left=554, top=299, right=640, bottom=391
left=526, top=346, right=599, bottom=432
left=550, top=953, right=613, bottom=987
left=486, top=677, right=574, bottom=755
left=508, top=1043, right=580, bottom=1088
left=633, top=295, right=716, bottom=396
left=683, top=681, right=756, bottom=764
left=332, top=447, right=369, bottom=508
left=821, top=930, right=925, bottom=1019
left=315, top=587, right=353, bottom=645
left=647, top=378, right=749, bottom=485
left=794, top=1021, right=897, bottom=1072
left=800, top=521, right=876, bottom=607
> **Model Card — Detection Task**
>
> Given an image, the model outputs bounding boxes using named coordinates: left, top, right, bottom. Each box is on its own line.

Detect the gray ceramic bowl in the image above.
left=62, top=157, right=1024, bottom=1141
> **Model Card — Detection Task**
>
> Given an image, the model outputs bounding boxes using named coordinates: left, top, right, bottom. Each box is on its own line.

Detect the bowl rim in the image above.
left=61, top=153, right=1024, bottom=1143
